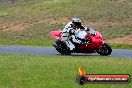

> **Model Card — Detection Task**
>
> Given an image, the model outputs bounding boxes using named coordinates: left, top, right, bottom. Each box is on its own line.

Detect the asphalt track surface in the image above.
left=0, top=46, right=132, bottom=59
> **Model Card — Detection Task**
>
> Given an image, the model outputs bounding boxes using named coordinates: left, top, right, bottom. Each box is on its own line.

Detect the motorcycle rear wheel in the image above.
left=54, top=40, right=71, bottom=55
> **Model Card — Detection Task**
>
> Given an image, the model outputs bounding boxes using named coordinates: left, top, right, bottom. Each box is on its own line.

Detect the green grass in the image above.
left=0, top=0, right=132, bottom=48
left=99, top=25, right=132, bottom=39
left=0, top=23, right=63, bottom=46
left=0, top=0, right=132, bottom=21
left=0, top=54, right=132, bottom=88
left=110, top=43, right=132, bottom=49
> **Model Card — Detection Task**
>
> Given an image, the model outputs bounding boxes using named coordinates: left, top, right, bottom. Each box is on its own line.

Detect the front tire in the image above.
left=96, top=43, right=112, bottom=56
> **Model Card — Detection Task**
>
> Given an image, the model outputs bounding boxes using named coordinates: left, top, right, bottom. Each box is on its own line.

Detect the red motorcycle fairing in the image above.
left=50, top=30, right=104, bottom=53
left=50, top=30, right=62, bottom=40
left=75, top=38, right=103, bottom=53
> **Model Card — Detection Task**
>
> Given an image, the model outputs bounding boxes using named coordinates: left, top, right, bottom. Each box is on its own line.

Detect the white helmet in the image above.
left=72, top=17, right=81, bottom=23
left=72, top=18, right=82, bottom=27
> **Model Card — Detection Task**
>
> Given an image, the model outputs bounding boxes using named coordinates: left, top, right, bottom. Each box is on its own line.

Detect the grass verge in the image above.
left=0, top=54, right=132, bottom=88
left=110, top=43, right=132, bottom=50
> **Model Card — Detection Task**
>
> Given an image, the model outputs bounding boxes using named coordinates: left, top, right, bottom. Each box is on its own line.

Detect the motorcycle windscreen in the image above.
left=75, top=30, right=87, bottom=39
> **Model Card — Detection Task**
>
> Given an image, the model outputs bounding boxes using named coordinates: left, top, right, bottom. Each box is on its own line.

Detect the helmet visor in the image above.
left=74, top=22, right=81, bottom=27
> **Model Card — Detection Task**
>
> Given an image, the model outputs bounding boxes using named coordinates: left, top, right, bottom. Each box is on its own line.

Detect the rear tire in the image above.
left=54, top=40, right=71, bottom=55
left=96, top=43, right=112, bottom=56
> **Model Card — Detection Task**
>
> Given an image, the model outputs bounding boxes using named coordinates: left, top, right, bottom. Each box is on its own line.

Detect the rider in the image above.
left=61, top=17, right=84, bottom=51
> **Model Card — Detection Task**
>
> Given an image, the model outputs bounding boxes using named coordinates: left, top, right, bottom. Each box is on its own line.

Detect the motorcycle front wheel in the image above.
left=96, top=43, right=112, bottom=56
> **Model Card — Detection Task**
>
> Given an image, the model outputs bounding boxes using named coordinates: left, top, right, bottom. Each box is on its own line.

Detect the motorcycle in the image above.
left=50, top=29, right=112, bottom=56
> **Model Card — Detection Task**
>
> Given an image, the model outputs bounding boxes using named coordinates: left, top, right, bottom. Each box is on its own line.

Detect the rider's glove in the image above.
left=80, top=41, right=85, bottom=45
left=86, top=38, right=92, bottom=43
left=85, top=28, right=90, bottom=31
left=91, top=31, right=96, bottom=36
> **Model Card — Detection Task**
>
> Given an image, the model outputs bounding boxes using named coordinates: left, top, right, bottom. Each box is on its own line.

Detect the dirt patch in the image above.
left=106, top=34, right=132, bottom=44
left=0, top=21, right=32, bottom=32
left=0, top=17, right=69, bottom=32
left=0, top=17, right=132, bottom=32
left=0, top=22, right=32, bottom=31
left=38, top=17, right=69, bottom=25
